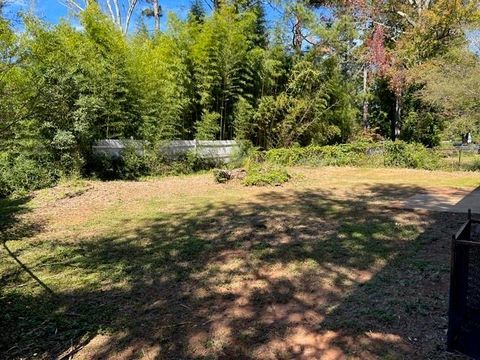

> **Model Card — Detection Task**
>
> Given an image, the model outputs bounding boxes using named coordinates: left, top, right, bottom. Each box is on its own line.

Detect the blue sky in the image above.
left=4, top=0, right=202, bottom=25
left=3, top=0, right=281, bottom=31
left=5, top=0, right=67, bottom=23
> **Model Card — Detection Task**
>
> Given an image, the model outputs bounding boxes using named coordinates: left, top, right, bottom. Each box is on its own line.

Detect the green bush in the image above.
left=119, top=146, right=149, bottom=180
left=265, top=141, right=441, bottom=170
left=229, top=140, right=257, bottom=169
left=87, top=145, right=148, bottom=181
left=265, top=141, right=440, bottom=170
left=148, top=151, right=219, bottom=176
left=0, top=153, right=58, bottom=198
left=87, top=153, right=123, bottom=180
left=462, top=157, right=480, bottom=172
left=88, top=145, right=221, bottom=181
left=383, top=141, right=440, bottom=170
left=184, top=150, right=219, bottom=172
left=244, top=163, right=290, bottom=186
left=266, top=141, right=381, bottom=167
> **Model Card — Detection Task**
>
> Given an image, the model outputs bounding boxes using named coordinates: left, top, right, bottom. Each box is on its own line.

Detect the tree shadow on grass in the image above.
left=0, top=197, right=53, bottom=296
left=0, top=184, right=469, bottom=359
left=0, top=196, right=37, bottom=236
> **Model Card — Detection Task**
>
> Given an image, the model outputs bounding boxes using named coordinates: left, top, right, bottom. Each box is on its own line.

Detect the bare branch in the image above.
left=112, top=0, right=121, bottom=27
left=397, top=10, right=417, bottom=27
left=123, top=0, right=138, bottom=34
left=60, top=0, right=85, bottom=11
left=105, top=0, right=116, bottom=23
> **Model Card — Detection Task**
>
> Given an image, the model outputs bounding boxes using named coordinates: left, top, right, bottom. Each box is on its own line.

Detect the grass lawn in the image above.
left=1, top=167, right=479, bottom=359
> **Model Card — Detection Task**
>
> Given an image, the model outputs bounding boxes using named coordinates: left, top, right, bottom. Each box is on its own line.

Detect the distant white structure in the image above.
left=92, top=139, right=239, bottom=163
left=92, top=140, right=144, bottom=158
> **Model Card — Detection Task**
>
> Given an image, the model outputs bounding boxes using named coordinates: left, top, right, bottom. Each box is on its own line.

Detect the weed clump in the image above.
left=243, top=163, right=290, bottom=186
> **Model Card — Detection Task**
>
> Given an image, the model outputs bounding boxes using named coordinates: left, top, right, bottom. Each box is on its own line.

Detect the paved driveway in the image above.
left=402, top=187, right=480, bottom=214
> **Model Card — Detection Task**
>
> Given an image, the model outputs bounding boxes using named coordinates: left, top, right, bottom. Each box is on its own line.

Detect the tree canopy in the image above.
left=0, top=0, right=479, bottom=184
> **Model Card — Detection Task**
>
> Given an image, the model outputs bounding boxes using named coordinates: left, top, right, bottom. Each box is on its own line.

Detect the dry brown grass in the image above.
left=1, top=167, right=478, bottom=359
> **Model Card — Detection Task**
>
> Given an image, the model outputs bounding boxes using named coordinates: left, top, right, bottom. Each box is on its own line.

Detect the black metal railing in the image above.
left=448, top=210, right=480, bottom=359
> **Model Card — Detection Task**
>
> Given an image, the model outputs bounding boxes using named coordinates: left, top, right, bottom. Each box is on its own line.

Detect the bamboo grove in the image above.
left=0, top=0, right=479, bottom=192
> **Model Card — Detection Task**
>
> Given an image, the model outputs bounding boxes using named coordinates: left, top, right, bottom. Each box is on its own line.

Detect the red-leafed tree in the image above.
left=356, top=0, right=479, bottom=139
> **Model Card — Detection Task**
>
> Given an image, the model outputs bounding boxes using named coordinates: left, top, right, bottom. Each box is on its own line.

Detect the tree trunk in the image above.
left=153, top=0, right=160, bottom=31
left=293, top=15, right=303, bottom=54
left=123, top=0, right=139, bottom=35
left=112, top=0, right=122, bottom=27
left=221, top=94, right=226, bottom=140
left=393, top=93, right=402, bottom=140
left=363, top=67, right=369, bottom=130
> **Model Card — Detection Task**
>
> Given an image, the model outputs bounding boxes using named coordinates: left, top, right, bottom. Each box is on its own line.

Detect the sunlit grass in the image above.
left=0, top=166, right=476, bottom=359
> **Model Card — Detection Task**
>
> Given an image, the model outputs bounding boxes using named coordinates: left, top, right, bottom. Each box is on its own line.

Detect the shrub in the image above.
left=0, top=153, right=58, bottom=198
left=119, top=145, right=148, bottom=180
left=87, top=152, right=121, bottom=181
left=383, top=141, right=440, bottom=170
left=243, top=163, right=290, bottom=186
left=464, top=158, right=480, bottom=172
left=265, top=141, right=440, bottom=170
left=87, top=144, right=148, bottom=181
left=184, top=150, right=219, bottom=172
left=265, top=146, right=305, bottom=166
left=87, top=143, right=222, bottom=181
left=229, top=140, right=256, bottom=169
left=149, top=151, right=219, bottom=176
left=266, top=141, right=381, bottom=167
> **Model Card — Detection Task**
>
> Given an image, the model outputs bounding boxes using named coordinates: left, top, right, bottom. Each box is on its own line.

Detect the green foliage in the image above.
left=20, top=8, right=141, bottom=177
left=0, top=153, right=58, bottom=197
left=243, top=163, right=290, bottom=186
left=466, top=159, right=480, bottom=172
left=0, top=16, right=35, bottom=148
left=383, top=141, right=440, bottom=170
left=266, top=141, right=440, bottom=170
left=228, top=140, right=256, bottom=168
left=196, top=111, right=221, bottom=140
left=191, top=5, right=258, bottom=140
left=251, top=58, right=358, bottom=149
left=233, top=97, right=255, bottom=141
left=0, top=0, right=479, bottom=196
left=129, top=24, right=190, bottom=142
left=188, top=0, right=206, bottom=23
left=253, top=94, right=293, bottom=149
left=414, top=47, right=480, bottom=140
left=88, top=153, right=124, bottom=181
left=119, top=146, right=149, bottom=180
left=400, top=110, right=442, bottom=148
left=184, top=150, right=219, bottom=172
left=266, top=142, right=380, bottom=167
left=142, top=148, right=218, bottom=177
left=88, top=145, right=147, bottom=181
left=88, top=146, right=219, bottom=181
